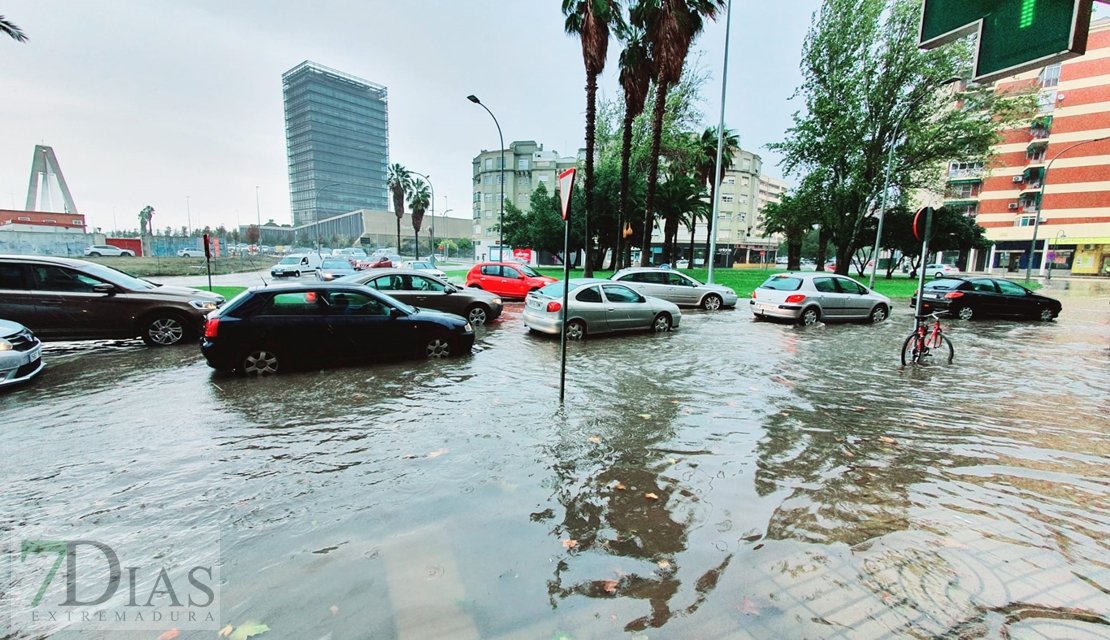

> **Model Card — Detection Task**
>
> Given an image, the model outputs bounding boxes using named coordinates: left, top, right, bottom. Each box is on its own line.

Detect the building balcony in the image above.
left=947, top=168, right=984, bottom=180
left=1020, top=183, right=1044, bottom=195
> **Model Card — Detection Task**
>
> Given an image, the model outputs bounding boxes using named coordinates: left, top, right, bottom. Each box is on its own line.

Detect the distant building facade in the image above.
left=471, top=141, right=578, bottom=258
left=283, top=61, right=389, bottom=227
left=0, top=209, right=86, bottom=232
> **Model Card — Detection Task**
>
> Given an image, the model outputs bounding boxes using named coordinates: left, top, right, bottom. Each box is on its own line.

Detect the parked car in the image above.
left=911, top=277, right=1061, bottom=321
left=200, top=283, right=474, bottom=374
left=400, top=261, right=447, bottom=279
left=750, top=272, right=891, bottom=326
left=0, top=255, right=224, bottom=345
left=338, top=269, right=503, bottom=325
left=360, top=256, right=394, bottom=269
left=923, top=263, right=960, bottom=278
left=177, top=248, right=206, bottom=258
left=84, top=245, right=134, bottom=257
left=523, top=279, right=680, bottom=340
left=315, top=258, right=358, bottom=281
left=0, top=319, right=44, bottom=388
left=271, top=253, right=323, bottom=278
left=465, top=262, right=558, bottom=299
left=610, top=267, right=738, bottom=310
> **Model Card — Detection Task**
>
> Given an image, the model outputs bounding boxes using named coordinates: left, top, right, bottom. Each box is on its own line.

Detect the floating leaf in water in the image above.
left=843, top=450, right=854, bottom=457
left=402, top=454, right=416, bottom=459
left=737, top=597, right=761, bottom=616
left=657, top=560, right=670, bottom=569
left=230, top=621, right=270, bottom=640
left=329, top=605, right=339, bottom=615
left=93, top=501, right=105, bottom=507
left=645, top=493, right=659, bottom=500
left=668, top=457, right=677, bottom=465
left=155, top=630, right=179, bottom=640
left=561, top=539, right=578, bottom=548
left=427, top=449, right=448, bottom=458
left=588, top=437, right=601, bottom=443
left=879, top=436, right=896, bottom=444
left=603, top=580, right=618, bottom=593
left=638, top=414, right=651, bottom=419
left=615, top=483, right=626, bottom=490
left=218, top=625, right=233, bottom=638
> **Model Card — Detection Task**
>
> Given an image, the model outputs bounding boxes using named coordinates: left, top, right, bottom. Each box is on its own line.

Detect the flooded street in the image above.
left=3, top=284, right=1110, bottom=639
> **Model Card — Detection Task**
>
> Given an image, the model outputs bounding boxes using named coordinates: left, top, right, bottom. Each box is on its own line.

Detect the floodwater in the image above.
left=3, top=282, right=1110, bottom=639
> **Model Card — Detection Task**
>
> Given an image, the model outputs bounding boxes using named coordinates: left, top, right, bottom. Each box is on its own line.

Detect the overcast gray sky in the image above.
left=1, top=0, right=836, bottom=233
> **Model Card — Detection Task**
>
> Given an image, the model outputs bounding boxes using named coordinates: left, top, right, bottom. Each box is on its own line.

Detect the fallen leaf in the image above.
left=855, top=406, right=867, bottom=412
left=638, top=413, right=652, bottom=419
left=611, top=615, right=617, bottom=620
left=843, top=450, right=854, bottom=457
left=427, top=449, right=448, bottom=458
left=329, top=605, right=339, bottom=615
left=615, top=483, right=626, bottom=490
left=668, top=457, right=677, bottom=465
left=603, top=580, right=618, bottom=593
left=657, top=560, right=670, bottom=569
left=737, top=597, right=761, bottom=616
left=671, top=400, right=680, bottom=404
left=588, top=437, right=601, bottom=443
left=352, top=394, right=364, bottom=401
left=218, top=624, right=233, bottom=638
left=750, top=387, right=759, bottom=392
left=92, top=500, right=105, bottom=507
left=645, top=493, right=659, bottom=500
left=879, top=436, right=896, bottom=444
left=402, top=454, right=417, bottom=459
left=229, top=621, right=270, bottom=640
left=155, top=630, right=179, bottom=640
left=562, top=539, right=578, bottom=548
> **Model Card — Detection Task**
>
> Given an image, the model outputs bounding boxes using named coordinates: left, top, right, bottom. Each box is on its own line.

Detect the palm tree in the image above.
left=1, top=15, right=28, bottom=42
left=563, top=0, right=622, bottom=277
left=694, top=126, right=739, bottom=264
left=386, top=164, right=411, bottom=254
left=616, top=25, right=653, bottom=270
left=655, top=174, right=708, bottom=265
left=408, top=179, right=431, bottom=260
left=632, top=0, right=726, bottom=266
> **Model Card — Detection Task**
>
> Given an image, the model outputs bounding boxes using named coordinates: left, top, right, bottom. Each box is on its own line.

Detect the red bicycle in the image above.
left=901, top=312, right=954, bottom=366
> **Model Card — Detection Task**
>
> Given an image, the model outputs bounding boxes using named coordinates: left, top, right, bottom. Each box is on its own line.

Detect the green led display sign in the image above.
left=920, top=0, right=1094, bottom=83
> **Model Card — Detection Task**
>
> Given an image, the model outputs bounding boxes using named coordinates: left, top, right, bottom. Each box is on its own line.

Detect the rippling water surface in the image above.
left=3, top=283, right=1109, bottom=639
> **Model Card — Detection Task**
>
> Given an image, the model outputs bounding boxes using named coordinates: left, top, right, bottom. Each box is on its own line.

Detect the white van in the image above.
left=270, top=253, right=324, bottom=278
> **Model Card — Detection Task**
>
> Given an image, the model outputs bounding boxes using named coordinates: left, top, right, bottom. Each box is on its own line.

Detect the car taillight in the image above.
left=751, top=290, right=757, bottom=299
left=945, top=292, right=964, bottom=299
left=784, top=294, right=806, bottom=303
left=546, top=301, right=562, bottom=312
left=204, top=317, right=219, bottom=338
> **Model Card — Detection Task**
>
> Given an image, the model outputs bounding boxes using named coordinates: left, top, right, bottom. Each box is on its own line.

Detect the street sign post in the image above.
left=558, top=169, right=576, bottom=403
left=920, top=0, right=1094, bottom=83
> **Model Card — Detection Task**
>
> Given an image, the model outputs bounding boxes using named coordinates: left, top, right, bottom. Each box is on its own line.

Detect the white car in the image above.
left=401, top=261, right=447, bottom=278
left=923, top=263, right=960, bottom=278
left=84, top=245, right=134, bottom=257
left=177, top=248, right=206, bottom=258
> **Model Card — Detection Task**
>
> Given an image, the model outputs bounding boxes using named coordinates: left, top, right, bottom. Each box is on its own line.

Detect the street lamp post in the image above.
left=313, top=182, right=343, bottom=251
left=467, top=95, right=505, bottom=261
left=408, top=171, right=434, bottom=260
left=442, top=206, right=454, bottom=259
left=186, top=196, right=192, bottom=237
left=1047, top=230, right=1066, bottom=280
left=254, top=187, right=261, bottom=246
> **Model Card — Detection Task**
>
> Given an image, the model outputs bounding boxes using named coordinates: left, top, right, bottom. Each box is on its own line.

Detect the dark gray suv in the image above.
left=0, top=255, right=224, bottom=346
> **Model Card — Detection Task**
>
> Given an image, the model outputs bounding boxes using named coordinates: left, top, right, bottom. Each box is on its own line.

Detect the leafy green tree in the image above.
left=615, top=23, right=653, bottom=269
left=694, top=126, right=738, bottom=263
left=770, top=0, right=1036, bottom=276
left=387, top=164, right=411, bottom=254
left=762, top=190, right=815, bottom=271
left=456, top=237, right=474, bottom=259
left=408, top=178, right=430, bottom=259
left=655, top=174, right=708, bottom=265
left=564, top=0, right=623, bottom=276
left=631, top=0, right=726, bottom=266
left=1, top=14, right=27, bottom=42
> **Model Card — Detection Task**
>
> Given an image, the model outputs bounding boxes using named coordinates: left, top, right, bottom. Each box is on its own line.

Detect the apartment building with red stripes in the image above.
left=943, top=17, right=1110, bottom=276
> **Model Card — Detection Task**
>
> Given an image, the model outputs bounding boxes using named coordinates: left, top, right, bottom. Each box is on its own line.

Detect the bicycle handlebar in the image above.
left=914, top=312, right=948, bottom=321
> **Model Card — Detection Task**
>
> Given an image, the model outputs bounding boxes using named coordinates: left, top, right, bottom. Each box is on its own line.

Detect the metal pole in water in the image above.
left=559, top=218, right=571, bottom=403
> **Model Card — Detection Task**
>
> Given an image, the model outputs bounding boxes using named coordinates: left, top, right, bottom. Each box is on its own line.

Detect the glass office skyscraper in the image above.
left=283, top=61, right=389, bottom=226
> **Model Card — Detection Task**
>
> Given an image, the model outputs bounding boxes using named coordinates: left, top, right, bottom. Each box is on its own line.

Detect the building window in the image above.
left=484, top=175, right=492, bottom=185
left=742, top=159, right=751, bottom=171
left=537, top=175, right=550, bottom=185
left=517, top=194, right=525, bottom=202
left=947, top=183, right=976, bottom=198
left=496, top=157, right=504, bottom=169
left=1018, top=215, right=1038, bottom=226
left=517, top=158, right=529, bottom=171
left=17, top=216, right=30, bottom=221
left=474, top=225, right=482, bottom=234
left=721, top=194, right=734, bottom=203
left=43, top=219, right=56, bottom=223
left=739, top=195, right=748, bottom=205
left=719, top=212, right=732, bottom=219
left=485, top=158, right=493, bottom=170
left=741, top=177, right=750, bottom=187
left=738, top=213, right=746, bottom=222
left=485, top=193, right=492, bottom=203
left=486, top=211, right=493, bottom=219
left=72, top=220, right=82, bottom=225
left=949, top=162, right=983, bottom=178
left=497, top=175, right=504, bottom=184
left=1028, top=148, right=1046, bottom=163
left=1037, top=90, right=1057, bottom=113
left=473, top=192, right=481, bottom=202
left=724, top=177, right=735, bottom=185
left=718, top=230, right=731, bottom=239
left=1040, top=64, right=1061, bottom=88
left=517, top=175, right=530, bottom=185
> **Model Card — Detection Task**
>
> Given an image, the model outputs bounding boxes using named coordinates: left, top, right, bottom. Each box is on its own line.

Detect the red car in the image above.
left=359, top=256, right=393, bottom=269
left=465, top=262, right=557, bottom=299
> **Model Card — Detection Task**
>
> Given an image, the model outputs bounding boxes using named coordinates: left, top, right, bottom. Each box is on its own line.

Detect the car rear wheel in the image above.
left=425, top=332, right=455, bottom=359
left=652, top=313, right=672, bottom=332
left=1039, top=307, right=1055, bottom=322
left=122, top=252, right=134, bottom=257
left=141, top=313, right=189, bottom=346
left=88, top=251, right=101, bottom=257
left=466, top=304, right=490, bottom=326
left=565, top=320, right=586, bottom=341
left=242, top=349, right=280, bottom=375
left=799, top=307, right=820, bottom=327
left=701, top=294, right=723, bottom=311
left=956, top=306, right=974, bottom=321
left=869, top=305, right=888, bottom=324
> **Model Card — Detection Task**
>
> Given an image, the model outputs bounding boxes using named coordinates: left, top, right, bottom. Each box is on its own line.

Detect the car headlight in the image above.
left=491, top=297, right=502, bottom=305
left=0, top=339, right=12, bottom=352
left=189, top=300, right=220, bottom=311
left=464, top=322, right=473, bottom=332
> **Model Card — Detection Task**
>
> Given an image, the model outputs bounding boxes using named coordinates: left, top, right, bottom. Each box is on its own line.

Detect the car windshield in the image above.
left=518, top=265, right=541, bottom=277
left=279, top=256, right=300, bottom=265
left=321, top=260, right=349, bottom=269
left=535, top=281, right=579, bottom=298
left=759, top=276, right=802, bottom=291
left=79, top=263, right=157, bottom=290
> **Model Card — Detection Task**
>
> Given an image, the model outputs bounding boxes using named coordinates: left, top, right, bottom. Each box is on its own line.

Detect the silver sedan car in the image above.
left=0, top=319, right=44, bottom=387
left=523, top=278, right=681, bottom=340
left=750, top=272, right=891, bottom=326
left=610, top=267, right=738, bottom=310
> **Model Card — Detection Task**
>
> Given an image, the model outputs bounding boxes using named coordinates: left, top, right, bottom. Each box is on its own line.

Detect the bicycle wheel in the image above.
left=935, top=334, right=954, bottom=364
left=901, top=333, right=923, bottom=366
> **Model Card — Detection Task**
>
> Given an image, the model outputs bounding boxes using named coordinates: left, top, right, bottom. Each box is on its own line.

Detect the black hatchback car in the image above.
left=912, top=277, right=1062, bottom=321
left=201, top=283, right=475, bottom=374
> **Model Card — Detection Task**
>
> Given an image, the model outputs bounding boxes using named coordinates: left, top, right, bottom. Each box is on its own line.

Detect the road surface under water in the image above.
left=3, top=282, right=1109, bottom=639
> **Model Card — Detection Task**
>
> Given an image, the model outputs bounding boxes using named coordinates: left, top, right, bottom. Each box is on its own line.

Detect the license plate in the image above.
left=28, top=346, right=41, bottom=362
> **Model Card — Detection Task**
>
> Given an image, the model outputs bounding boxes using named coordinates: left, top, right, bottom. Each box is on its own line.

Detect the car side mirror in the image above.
left=445, top=285, right=457, bottom=294
left=389, top=307, right=405, bottom=318
left=93, top=283, right=116, bottom=295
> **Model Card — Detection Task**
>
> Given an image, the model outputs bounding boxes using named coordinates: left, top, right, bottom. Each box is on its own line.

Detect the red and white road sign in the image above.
left=558, top=168, right=576, bottom=221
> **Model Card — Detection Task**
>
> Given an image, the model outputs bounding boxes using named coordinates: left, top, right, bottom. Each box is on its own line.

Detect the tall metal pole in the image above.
left=913, top=207, right=934, bottom=324
left=869, top=121, right=900, bottom=290
left=468, top=96, right=505, bottom=261
left=706, top=0, right=733, bottom=285
left=186, top=196, right=192, bottom=237
left=254, top=186, right=261, bottom=246
left=1025, top=136, right=1109, bottom=282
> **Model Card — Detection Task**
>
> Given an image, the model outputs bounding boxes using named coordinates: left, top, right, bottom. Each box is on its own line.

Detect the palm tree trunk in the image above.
left=688, top=221, right=695, bottom=265
left=414, top=230, right=419, bottom=260
left=640, top=82, right=669, bottom=267
left=396, top=218, right=402, bottom=256
left=583, top=72, right=598, bottom=278
left=617, top=108, right=636, bottom=271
